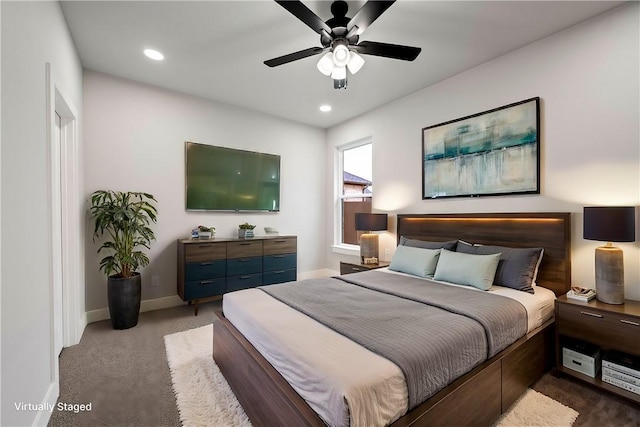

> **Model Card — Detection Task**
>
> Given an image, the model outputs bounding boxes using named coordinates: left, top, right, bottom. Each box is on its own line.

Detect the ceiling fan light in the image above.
left=331, top=66, right=347, bottom=80
left=332, top=44, right=350, bottom=67
left=317, top=52, right=334, bottom=76
left=347, top=52, right=365, bottom=74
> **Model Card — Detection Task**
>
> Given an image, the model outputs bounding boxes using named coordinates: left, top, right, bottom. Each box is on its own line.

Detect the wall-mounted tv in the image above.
left=185, top=142, right=280, bottom=212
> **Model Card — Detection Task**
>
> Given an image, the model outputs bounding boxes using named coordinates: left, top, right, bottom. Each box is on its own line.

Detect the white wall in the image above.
left=83, top=71, right=327, bottom=312
left=326, top=4, right=640, bottom=299
left=1, top=1, right=83, bottom=426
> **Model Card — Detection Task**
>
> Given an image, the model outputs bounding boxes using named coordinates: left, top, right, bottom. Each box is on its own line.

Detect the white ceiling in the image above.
left=60, top=1, right=625, bottom=128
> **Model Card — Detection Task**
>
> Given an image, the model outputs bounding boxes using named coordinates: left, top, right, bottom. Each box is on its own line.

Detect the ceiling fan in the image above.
left=264, top=0, right=421, bottom=89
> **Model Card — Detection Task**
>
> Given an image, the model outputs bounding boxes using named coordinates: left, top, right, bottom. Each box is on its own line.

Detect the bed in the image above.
left=213, top=212, right=571, bottom=426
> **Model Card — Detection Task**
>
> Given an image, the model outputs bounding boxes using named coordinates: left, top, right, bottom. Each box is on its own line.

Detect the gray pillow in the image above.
left=399, top=236, right=457, bottom=251
left=433, top=249, right=501, bottom=291
left=389, top=246, right=441, bottom=278
left=456, top=244, right=543, bottom=294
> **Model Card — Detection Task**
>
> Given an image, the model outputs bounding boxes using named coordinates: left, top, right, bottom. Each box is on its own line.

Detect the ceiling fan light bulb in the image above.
left=332, top=44, right=350, bottom=67
left=331, top=66, right=347, bottom=80
left=317, top=52, right=334, bottom=76
left=347, top=52, right=365, bottom=74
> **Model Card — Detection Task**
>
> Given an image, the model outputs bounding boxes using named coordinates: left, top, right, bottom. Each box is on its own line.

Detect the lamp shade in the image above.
left=347, top=52, right=365, bottom=74
left=355, top=213, right=387, bottom=231
left=317, top=52, right=334, bottom=76
left=584, top=206, right=636, bottom=242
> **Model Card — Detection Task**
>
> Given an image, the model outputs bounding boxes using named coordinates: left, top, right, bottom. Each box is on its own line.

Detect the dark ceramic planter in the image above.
left=108, top=273, right=141, bottom=330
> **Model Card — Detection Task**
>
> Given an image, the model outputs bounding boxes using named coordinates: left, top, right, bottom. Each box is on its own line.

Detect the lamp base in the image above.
left=360, top=234, right=379, bottom=264
left=595, top=245, right=625, bottom=304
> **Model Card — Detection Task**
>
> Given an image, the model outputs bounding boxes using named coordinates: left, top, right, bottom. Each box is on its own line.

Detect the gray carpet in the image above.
left=532, top=373, right=639, bottom=426
left=49, top=301, right=220, bottom=427
left=50, top=301, right=639, bottom=426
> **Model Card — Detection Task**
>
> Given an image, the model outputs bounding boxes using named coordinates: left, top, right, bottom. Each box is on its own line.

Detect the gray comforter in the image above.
left=260, top=270, right=527, bottom=409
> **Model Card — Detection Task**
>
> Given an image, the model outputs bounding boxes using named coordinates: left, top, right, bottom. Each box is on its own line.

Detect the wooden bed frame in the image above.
left=213, top=212, right=571, bottom=426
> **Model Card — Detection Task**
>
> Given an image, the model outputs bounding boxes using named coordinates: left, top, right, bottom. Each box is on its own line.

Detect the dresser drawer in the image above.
left=227, top=241, right=263, bottom=259
left=227, top=256, right=262, bottom=276
left=558, top=303, right=640, bottom=355
left=185, top=242, right=226, bottom=262
left=185, top=260, right=226, bottom=282
left=184, top=277, right=225, bottom=300
left=263, top=268, right=297, bottom=285
left=264, top=253, right=297, bottom=271
left=226, top=273, right=263, bottom=293
left=263, top=237, right=297, bottom=256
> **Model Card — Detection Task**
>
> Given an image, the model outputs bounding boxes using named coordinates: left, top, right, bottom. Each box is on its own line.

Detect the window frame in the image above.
left=332, top=137, right=373, bottom=254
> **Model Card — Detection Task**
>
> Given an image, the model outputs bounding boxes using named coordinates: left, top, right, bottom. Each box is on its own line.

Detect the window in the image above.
left=337, top=140, right=372, bottom=246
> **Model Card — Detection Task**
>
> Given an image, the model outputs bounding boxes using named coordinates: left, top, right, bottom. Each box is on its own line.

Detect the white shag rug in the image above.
left=494, top=389, right=579, bottom=427
left=165, top=324, right=579, bottom=427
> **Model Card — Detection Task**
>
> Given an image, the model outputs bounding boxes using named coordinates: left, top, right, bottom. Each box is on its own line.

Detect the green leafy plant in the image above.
left=198, top=225, right=215, bottom=232
left=238, top=222, right=256, bottom=230
left=90, top=190, right=158, bottom=278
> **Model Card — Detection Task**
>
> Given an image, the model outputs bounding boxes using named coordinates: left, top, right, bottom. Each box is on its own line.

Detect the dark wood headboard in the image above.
left=397, top=212, right=571, bottom=296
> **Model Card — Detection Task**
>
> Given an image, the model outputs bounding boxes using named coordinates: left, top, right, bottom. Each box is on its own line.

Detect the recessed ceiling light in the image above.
left=143, top=49, right=164, bottom=61
left=319, top=105, right=332, bottom=112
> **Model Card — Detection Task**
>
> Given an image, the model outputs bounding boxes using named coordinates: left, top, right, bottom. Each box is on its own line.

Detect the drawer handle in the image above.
left=199, top=262, right=213, bottom=266
left=274, top=270, right=285, bottom=274
left=240, top=242, right=252, bottom=246
left=571, top=360, right=583, bottom=367
left=239, top=259, right=250, bottom=262
left=240, top=275, right=251, bottom=279
left=274, top=240, right=287, bottom=243
left=273, top=255, right=285, bottom=258
left=352, top=267, right=363, bottom=271
left=198, top=245, right=211, bottom=248
left=620, top=319, right=640, bottom=326
left=199, top=280, right=213, bottom=285
left=580, top=311, right=603, bottom=318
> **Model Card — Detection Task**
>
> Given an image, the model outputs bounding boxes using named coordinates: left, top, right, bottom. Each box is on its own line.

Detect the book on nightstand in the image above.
left=566, top=287, right=596, bottom=302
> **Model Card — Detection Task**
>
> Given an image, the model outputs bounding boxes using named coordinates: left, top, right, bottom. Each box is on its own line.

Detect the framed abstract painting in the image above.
left=422, top=97, right=540, bottom=199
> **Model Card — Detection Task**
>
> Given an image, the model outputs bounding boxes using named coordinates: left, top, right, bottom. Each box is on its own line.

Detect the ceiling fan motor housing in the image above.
left=265, top=0, right=422, bottom=89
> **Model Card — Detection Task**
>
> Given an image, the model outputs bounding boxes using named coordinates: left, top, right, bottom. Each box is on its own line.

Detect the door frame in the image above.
left=45, top=63, right=85, bottom=361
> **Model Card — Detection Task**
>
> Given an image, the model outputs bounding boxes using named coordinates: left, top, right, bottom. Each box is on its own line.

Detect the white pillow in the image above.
left=433, top=249, right=501, bottom=290
left=389, top=245, right=441, bottom=278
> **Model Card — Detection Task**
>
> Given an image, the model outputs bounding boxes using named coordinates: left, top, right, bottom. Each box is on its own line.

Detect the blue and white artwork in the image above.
left=422, top=98, right=540, bottom=199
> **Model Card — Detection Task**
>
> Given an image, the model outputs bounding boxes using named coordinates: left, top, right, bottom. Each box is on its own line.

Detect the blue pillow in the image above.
left=389, top=245, right=441, bottom=278
left=433, top=249, right=501, bottom=290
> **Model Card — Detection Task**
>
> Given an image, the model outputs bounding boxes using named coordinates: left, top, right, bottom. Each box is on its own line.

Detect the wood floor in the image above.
left=50, top=300, right=639, bottom=426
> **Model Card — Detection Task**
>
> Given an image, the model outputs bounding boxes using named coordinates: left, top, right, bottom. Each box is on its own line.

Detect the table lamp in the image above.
left=583, top=206, right=636, bottom=304
left=355, top=213, right=388, bottom=264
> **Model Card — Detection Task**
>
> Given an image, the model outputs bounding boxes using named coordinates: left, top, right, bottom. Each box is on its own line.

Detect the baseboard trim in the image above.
left=85, top=271, right=337, bottom=324
left=85, top=295, right=184, bottom=324
left=31, top=381, right=58, bottom=426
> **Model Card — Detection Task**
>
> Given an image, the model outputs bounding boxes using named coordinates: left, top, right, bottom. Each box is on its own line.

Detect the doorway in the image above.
left=52, top=112, right=63, bottom=356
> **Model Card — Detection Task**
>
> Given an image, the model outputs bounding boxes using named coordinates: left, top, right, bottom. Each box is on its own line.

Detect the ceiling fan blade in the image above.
left=264, top=47, right=326, bottom=67
left=347, top=1, right=395, bottom=36
left=275, top=1, right=332, bottom=36
left=354, top=41, right=421, bottom=61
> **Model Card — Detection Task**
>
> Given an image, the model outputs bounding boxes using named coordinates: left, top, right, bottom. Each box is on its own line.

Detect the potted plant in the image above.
left=197, top=225, right=215, bottom=239
left=238, top=222, right=256, bottom=238
left=89, top=190, right=158, bottom=330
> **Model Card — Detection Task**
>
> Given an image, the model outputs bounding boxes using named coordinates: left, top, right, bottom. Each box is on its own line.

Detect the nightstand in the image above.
left=340, top=261, right=390, bottom=275
left=555, top=295, right=640, bottom=404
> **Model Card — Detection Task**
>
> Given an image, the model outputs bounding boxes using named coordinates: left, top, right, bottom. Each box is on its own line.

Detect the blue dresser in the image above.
left=263, top=238, right=298, bottom=285
left=177, top=236, right=297, bottom=314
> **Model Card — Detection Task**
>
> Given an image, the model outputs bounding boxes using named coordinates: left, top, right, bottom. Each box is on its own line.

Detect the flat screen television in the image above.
left=185, top=142, right=280, bottom=212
